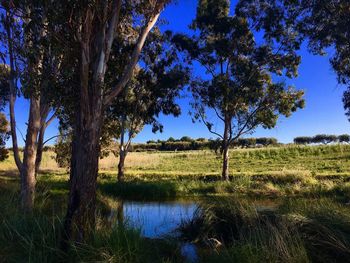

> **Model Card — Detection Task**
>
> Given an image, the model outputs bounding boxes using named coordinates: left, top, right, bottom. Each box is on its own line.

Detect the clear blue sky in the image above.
left=5, top=0, right=350, bottom=147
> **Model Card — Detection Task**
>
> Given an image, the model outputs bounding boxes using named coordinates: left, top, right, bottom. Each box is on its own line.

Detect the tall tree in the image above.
left=0, top=1, right=58, bottom=211
left=44, top=0, right=173, bottom=242
left=172, top=0, right=304, bottom=180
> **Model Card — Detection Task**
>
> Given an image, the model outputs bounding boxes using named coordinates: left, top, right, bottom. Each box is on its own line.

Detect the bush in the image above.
left=294, top=136, right=313, bottom=145
left=312, top=134, right=338, bottom=144
left=338, top=134, right=350, bottom=143
left=180, top=136, right=193, bottom=142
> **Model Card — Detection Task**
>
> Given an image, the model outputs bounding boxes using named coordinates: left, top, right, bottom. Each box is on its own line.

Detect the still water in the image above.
left=109, top=199, right=198, bottom=262
left=109, top=198, right=279, bottom=262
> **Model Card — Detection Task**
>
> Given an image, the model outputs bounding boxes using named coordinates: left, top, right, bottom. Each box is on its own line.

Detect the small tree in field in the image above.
left=108, top=65, right=188, bottom=182
left=172, top=0, right=304, bottom=180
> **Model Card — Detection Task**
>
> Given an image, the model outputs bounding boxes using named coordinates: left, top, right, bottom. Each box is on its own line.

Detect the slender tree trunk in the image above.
left=35, top=108, right=56, bottom=175
left=118, top=150, right=126, bottom=182
left=20, top=97, right=41, bottom=212
left=221, top=117, right=230, bottom=181
left=6, top=9, right=22, bottom=172
left=35, top=124, right=46, bottom=175
left=222, top=145, right=229, bottom=181
left=118, top=118, right=126, bottom=182
left=9, top=88, right=22, bottom=172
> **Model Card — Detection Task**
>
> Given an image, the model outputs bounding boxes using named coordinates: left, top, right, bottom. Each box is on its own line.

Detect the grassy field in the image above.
left=1, top=144, right=350, bottom=199
left=1, top=144, right=350, bottom=262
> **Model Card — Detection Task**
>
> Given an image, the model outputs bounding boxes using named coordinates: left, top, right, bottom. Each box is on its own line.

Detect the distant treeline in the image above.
left=131, top=137, right=279, bottom=152
left=293, top=134, right=350, bottom=145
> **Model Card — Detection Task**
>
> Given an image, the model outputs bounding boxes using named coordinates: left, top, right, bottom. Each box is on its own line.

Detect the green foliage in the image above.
left=180, top=136, right=192, bottom=142
left=339, top=134, right=350, bottom=143
left=294, top=134, right=346, bottom=145
left=132, top=137, right=279, bottom=152
left=238, top=0, right=350, bottom=121
left=0, top=64, right=10, bottom=110
left=53, top=128, right=72, bottom=168
left=294, top=136, right=313, bottom=145
left=167, top=137, right=176, bottom=142
left=0, top=113, right=9, bottom=161
left=312, top=134, right=338, bottom=144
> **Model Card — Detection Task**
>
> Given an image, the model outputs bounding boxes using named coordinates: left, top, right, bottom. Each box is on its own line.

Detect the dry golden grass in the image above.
left=0, top=151, right=61, bottom=172
left=99, top=151, right=162, bottom=170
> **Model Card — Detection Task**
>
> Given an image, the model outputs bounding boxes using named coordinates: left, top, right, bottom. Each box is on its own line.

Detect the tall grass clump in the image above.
left=179, top=198, right=350, bottom=263
left=0, top=186, right=179, bottom=263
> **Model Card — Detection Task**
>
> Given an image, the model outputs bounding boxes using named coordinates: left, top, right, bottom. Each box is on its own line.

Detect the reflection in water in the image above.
left=122, top=201, right=197, bottom=237
left=109, top=198, right=279, bottom=262
left=110, top=200, right=198, bottom=262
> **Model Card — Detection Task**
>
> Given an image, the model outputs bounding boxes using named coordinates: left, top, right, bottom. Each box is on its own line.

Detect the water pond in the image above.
left=108, top=198, right=280, bottom=262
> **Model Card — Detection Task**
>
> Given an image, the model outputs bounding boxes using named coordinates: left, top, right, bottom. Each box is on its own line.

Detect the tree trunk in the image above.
left=62, top=2, right=164, bottom=245
left=20, top=97, right=41, bottom=212
left=222, top=144, right=229, bottom=181
left=6, top=9, right=22, bottom=173
left=35, top=125, right=45, bottom=175
left=118, top=150, right=126, bottom=182
left=117, top=118, right=126, bottom=182
left=35, top=108, right=56, bottom=175
left=62, top=69, right=104, bottom=243
left=221, top=117, right=231, bottom=181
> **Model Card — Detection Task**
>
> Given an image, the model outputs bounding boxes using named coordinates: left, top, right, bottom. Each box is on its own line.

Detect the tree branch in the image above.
left=45, top=110, right=57, bottom=127
left=198, top=110, right=224, bottom=139
left=104, top=1, right=166, bottom=106
left=43, top=134, right=61, bottom=146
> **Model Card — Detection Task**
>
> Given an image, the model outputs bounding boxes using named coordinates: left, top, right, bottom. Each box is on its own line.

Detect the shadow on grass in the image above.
left=99, top=180, right=179, bottom=200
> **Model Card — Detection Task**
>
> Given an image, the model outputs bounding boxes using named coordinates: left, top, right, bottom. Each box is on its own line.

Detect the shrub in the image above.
left=180, top=136, right=193, bottom=142
left=294, top=136, right=313, bottom=145
left=338, top=134, right=350, bottom=143
left=312, top=134, right=338, bottom=144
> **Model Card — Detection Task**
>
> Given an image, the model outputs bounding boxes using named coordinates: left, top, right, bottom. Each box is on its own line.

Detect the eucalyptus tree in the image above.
left=44, top=0, right=177, bottom=241
left=109, top=64, right=188, bottom=182
left=172, top=0, right=304, bottom=180
left=0, top=1, right=59, bottom=211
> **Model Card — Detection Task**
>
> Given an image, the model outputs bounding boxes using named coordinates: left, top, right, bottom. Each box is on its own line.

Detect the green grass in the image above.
left=2, top=144, right=350, bottom=200
left=1, top=144, right=350, bottom=262
left=179, top=197, right=350, bottom=263
left=0, top=183, right=181, bottom=263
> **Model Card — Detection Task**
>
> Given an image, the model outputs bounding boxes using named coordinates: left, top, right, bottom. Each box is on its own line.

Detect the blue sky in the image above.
left=4, top=0, right=350, bottom=147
